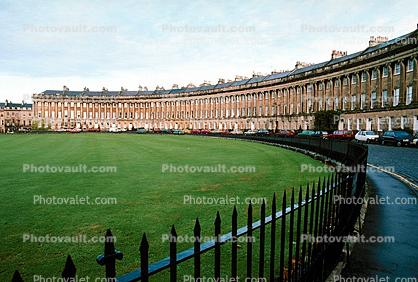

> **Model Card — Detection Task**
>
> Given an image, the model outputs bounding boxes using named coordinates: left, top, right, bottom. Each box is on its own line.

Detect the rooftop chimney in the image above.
left=369, top=36, right=388, bottom=47
left=295, top=61, right=313, bottom=69
left=218, top=78, right=225, bottom=84
left=331, top=50, right=347, bottom=60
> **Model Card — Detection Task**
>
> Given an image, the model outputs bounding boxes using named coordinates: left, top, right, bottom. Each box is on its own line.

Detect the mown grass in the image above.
left=0, top=133, right=329, bottom=280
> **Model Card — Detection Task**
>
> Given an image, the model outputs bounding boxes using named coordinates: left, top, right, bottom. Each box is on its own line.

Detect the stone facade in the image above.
left=31, top=29, right=418, bottom=133
left=0, top=102, right=33, bottom=133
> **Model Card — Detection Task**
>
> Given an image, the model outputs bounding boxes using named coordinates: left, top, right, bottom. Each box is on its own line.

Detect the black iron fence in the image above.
left=12, top=136, right=368, bottom=282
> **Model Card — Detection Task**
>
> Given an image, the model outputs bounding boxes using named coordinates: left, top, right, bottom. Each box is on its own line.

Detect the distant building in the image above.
left=0, top=101, right=33, bottom=133
left=31, top=27, right=418, bottom=133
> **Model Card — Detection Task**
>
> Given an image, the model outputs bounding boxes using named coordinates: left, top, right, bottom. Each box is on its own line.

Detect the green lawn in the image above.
left=0, top=134, right=328, bottom=280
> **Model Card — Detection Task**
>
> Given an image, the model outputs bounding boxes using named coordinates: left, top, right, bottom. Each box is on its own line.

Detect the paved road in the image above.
left=367, top=144, right=418, bottom=184
left=340, top=145, right=418, bottom=280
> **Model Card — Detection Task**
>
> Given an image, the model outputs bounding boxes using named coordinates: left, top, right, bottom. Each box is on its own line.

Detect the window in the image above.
left=393, top=88, right=399, bottom=106
left=394, top=63, right=401, bottom=75
left=406, top=86, right=413, bottom=105
left=351, top=75, right=357, bottom=84
left=351, top=95, right=356, bottom=110
left=319, top=83, right=323, bottom=90
left=343, top=78, right=348, bottom=85
left=360, top=94, right=366, bottom=109
left=371, top=91, right=377, bottom=109
left=382, top=90, right=388, bottom=107
left=343, top=97, right=347, bottom=111
left=407, top=59, right=414, bottom=72
left=382, top=66, right=388, bottom=77
left=334, top=97, right=339, bottom=110
left=361, top=72, right=367, bottom=82
left=335, top=80, right=340, bottom=87
left=371, top=70, right=377, bottom=80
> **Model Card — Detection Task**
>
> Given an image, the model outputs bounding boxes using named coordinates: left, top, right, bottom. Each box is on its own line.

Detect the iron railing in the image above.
left=12, top=136, right=368, bottom=282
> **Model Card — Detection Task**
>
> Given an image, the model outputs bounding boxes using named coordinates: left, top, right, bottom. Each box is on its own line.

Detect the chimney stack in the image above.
left=369, top=36, right=388, bottom=47
left=331, top=50, right=347, bottom=59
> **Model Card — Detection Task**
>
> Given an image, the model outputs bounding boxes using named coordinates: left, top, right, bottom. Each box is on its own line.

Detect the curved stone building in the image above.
left=32, top=28, right=418, bottom=132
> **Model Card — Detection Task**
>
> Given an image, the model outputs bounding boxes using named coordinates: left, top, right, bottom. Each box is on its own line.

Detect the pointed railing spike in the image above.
left=62, top=255, right=76, bottom=280
left=12, top=270, right=24, bottom=282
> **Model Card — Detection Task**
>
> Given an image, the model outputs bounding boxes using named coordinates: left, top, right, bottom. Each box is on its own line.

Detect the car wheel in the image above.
left=381, top=140, right=385, bottom=145
left=396, top=141, right=402, bottom=147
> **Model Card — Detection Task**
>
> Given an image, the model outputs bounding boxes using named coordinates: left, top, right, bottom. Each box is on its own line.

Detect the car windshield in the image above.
left=365, top=131, right=375, bottom=135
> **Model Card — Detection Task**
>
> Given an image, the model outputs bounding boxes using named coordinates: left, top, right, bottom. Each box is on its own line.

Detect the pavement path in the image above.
left=340, top=145, right=418, bottom=280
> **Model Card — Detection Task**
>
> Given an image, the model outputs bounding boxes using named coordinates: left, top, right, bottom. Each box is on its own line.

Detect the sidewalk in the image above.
left=340, top=169, right=418, bottom=279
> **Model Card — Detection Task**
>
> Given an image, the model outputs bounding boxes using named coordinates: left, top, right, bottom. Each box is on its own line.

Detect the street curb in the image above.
left=367, top=163, right=418, bottom=192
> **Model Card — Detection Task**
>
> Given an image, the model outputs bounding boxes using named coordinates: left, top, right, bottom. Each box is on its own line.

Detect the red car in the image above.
left=200, top=129, right=210, bottom=135
left=326, top=130, right=355, bottom=140
left=275, top=130, right=295, bottom=137
left=191, top=129, right=201, bottom=134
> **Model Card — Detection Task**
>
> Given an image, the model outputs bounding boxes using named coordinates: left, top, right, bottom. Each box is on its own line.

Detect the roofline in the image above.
left=34, top=28, right=418, bottom=99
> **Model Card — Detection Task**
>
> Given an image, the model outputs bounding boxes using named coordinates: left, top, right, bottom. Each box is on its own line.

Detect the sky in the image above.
left=0, top=0, right=417, bottom=102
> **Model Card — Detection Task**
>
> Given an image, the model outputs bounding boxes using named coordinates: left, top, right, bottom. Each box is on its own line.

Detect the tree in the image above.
left=314, top=110, right=339, bottom=131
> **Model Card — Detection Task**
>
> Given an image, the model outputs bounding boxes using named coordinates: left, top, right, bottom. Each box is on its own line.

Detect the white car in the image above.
left=109, top=127, right=119, bottom=133
left=244, top=130, right=257, bottom=135
left=355, top=130, right=380, bottom=143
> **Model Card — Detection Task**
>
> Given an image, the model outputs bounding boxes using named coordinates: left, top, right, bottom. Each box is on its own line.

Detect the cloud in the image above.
left=0, top=0, right=417, bottom=101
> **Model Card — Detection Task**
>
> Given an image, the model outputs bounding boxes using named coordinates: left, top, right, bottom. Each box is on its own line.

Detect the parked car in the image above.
left=85, top=128, right=100, bottom=132
left=191, top=129, right=201, bottom=134
left=326, top=130, right=355, bottom=140
left=275, top=130, right=295, bottom=137
left=355, top=130, right=380, bottom=143
left=136, top=127, right=147, bottom=134
left=256, top=129, right=271, bottom=136
left=244, top=130, right=257, bottom=135
left=69, top=128, right=81, bottom=133
left=220, top=130, right=232, bottom=135
left=152, top=128, right=161, bottom=134
left=411, top=133, right=418, bottom=147
left=230, top=129, right=243, bottom=135
left=172, top=129, right=185, bottom=135
left=109, top=127, right=119, bottom=133
left=200, top=129, right=210, bottom=135
left=160, top=128, right=172, bottom=134
left=210, top=129, right=223, bottom=134
left=183, top=129, right=192, bottom=134
left=297, top=130, right=316, bottom=137
left=379, top=130, right=413, bottom=146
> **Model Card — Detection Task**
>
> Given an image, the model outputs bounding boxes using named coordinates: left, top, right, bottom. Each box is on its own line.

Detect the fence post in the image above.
left=140, top=233, right=149, bottom=282
left=96, top=229, right=123, bottom=279
left=258, top=200, right=266, bottom=278
left=301, top=183, right=310, bottom=275
left=288, top=188, right=295, bottom=282
left=62, top=255, right=76, bottom=281
left=214, top=211, right=222, bottom=280
left=231, top=206, right=238, bottom=281
left=246, top=203, right=253, bottom=279
left=295, top=186, right=303, bottom=280
left=194, top=218, right=201, bottom=279
left=269, top=193, right=277, bottom=282
left=170, top=225, right=177, bottom=282
left=12, top=270, right=23, bottom=282
left=279, top=191, right=287, bottom=282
